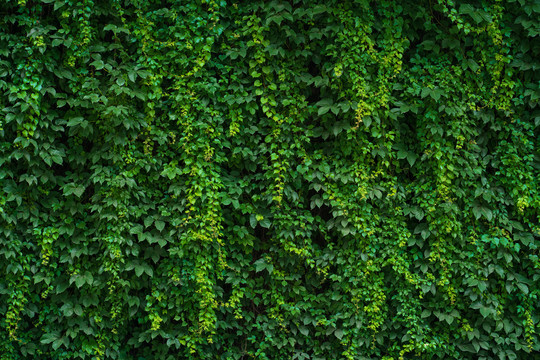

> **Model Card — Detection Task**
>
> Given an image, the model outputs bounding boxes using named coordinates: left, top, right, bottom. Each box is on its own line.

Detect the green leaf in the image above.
left=249, top=214, right=257, bottom=229
left=479, top=306, right=491, bottom=318
left=406, top=153, right=418, bottom=166
left=318, top=106, right=330, bottom=115
left=56, top=282, right=69, bottom=294
left=481, top=207, right=493, bottom=221
left=155, top=220, right=165, bottom=232
left=135, top=266, right=144, bottom=277
left=516, top=283, right=529, bottom=294
left=40, top=332, right=59, bottom=345
left=259, top=218, right=271, bottom=228
left=254, top=259, right=266, bottom=273
left=467, top=59, right=480, bottom=72
left=144, top=217, right=154, bottom=228
left=75, top=276, right=85, bottom=288
left=90, top=60, right=104, bottom=70
left=52, top=338, right=63, bottom=351
left=67, top=117, right=84, bottom=127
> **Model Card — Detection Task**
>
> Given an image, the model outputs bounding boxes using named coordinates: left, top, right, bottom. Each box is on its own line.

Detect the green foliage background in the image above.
left=1, top=0, right=539, bottom=359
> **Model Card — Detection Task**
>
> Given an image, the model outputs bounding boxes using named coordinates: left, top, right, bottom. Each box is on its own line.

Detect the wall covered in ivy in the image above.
left=0, top=0, right=539, bottom=359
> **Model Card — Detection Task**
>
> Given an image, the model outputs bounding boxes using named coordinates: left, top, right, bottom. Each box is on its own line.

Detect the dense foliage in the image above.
left=1, top=0, right=539, bottom=359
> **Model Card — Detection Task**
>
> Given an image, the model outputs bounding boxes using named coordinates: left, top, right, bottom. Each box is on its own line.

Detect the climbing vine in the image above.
left=0, top=0, right=538, bottom=359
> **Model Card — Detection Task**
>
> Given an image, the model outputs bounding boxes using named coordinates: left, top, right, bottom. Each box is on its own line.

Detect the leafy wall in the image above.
left=0, top=0, right=539, bottom=359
